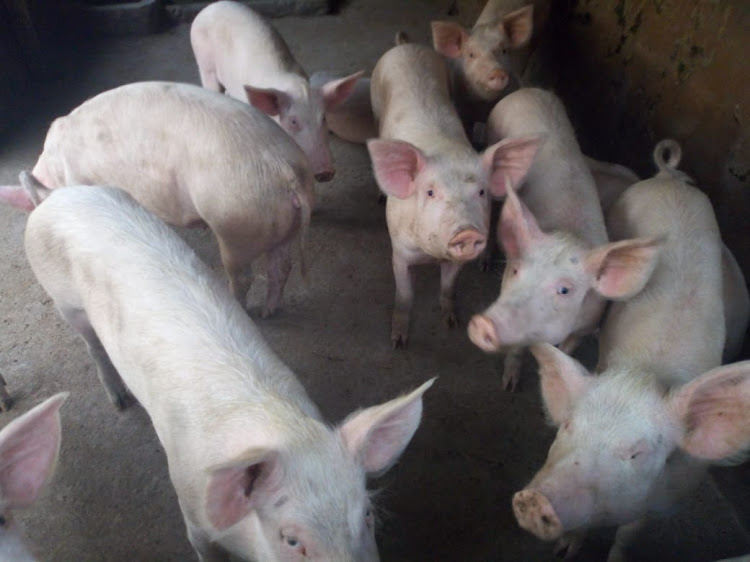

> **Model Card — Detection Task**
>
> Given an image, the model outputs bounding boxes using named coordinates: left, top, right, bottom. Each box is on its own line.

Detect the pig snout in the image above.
left=468, top=314, right=501, bottom=352
left=448, top=229, right=486, bottom=261
left=486, top=68, right=509, bottom=92
left=314, top=170, right=335, bottom=182
left=512, top=489, right=564, bottom=542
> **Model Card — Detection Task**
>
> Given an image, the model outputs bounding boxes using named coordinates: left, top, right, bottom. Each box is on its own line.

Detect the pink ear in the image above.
left=501, top=5, right=534, bottom=48
left=431, top=21, right=466, bottom=59
left=205, top=449, right=283, bottom=531
left=321, top=70, right=365, bottom=111
left=530, top=344, right=592, bottom=425
left=339, top=379, right=434, bottom=475
left=0, top=185, right=36, bottom=211
left=244, top=86, right=289, bottom=117
left=670, top=360, right=750, bottom=461
left=0, top=392, right=67, bottom=509
left=482, top=134, right=542, bottom=198
left=367, top=139, right=426, bottom=199
left=584, top=237, right=663, bottom=299
left=498, top=185, right=545, bottom=259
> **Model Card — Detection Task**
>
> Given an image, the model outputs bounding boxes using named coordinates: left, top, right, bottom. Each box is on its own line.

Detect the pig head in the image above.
left=514, top=344, right=750, bottom=551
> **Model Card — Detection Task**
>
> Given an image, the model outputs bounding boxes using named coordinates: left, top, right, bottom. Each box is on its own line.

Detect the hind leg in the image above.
left=263, top=242, right=292, bottom=318
left=60, top=307, right=133, bottom=409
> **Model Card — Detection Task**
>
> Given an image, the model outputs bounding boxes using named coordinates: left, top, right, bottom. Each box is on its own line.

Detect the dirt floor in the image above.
left=0, top=1, right=749, bottom=561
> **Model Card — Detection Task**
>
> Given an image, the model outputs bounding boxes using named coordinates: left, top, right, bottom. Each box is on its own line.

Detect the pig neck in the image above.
left=599, top=178, right=725, bottom=388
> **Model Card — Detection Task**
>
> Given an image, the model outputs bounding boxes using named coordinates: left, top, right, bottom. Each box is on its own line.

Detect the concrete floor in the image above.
left=0, top=1, right=748, bottom=560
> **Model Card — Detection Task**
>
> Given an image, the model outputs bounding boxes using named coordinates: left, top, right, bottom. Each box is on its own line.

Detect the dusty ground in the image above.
left=0, top=1, right=748, bottom=561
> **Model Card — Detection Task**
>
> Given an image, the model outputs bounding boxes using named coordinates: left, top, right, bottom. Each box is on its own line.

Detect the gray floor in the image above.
left=0, top=1, right=748, bottom=560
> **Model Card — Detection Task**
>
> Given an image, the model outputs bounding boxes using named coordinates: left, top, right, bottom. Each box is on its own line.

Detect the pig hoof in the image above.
left=443, top=312, right=458, bottom=328
left=112, top=390, right=136, bottom=411
left=391, top=334, right=408, bottom=349
left=501, top=371, right=519, bottom=392
left=0, top=373, right=13, bottom=411
left=554, top=535, right=582, bottom=560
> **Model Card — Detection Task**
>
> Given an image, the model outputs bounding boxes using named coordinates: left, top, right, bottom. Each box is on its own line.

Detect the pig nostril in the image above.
left=315, top=171, right=334, bottom=182
left=541, top=515, right=552, bottom=526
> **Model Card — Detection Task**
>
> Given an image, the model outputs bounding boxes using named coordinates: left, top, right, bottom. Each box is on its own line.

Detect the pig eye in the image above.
left=479, top=188, right=485, bottom=196
left=557, top=286, right=571, bottom=296
left=365, top=507, right=374, bottom=528
left=427, top=189, right=434, bottom=197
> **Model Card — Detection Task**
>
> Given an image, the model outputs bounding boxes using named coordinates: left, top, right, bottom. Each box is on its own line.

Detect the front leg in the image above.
left=501, top=345, right=524, bottom=392
left=263, top=242, right=292, bottom=318
left=391, top=252, right=415, bottom=349
left=439, top=260, right=465, bottom=328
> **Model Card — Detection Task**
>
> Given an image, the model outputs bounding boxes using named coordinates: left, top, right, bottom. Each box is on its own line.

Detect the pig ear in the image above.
left=0, top=185, right=36, bottom=211
left=498, top=184, right=545, bottom=260
left=367, top=139, right=427, bottom=199
left=321, top=70, right=365, bottom=111
left=244, top=86, right=290, bottom=117
left=0, top=392, right=68, bottom=509
left=530, top=344, right=592, bottom=425
left=339, top=378, right=434, bottom=476
left=584, top=236, right=663, bottom=300
left=501, top=5, right=534, bottom=48
left=482, top=134, right=542, bottom=198
left=205, top=448, right=284, bottom=531
left=669, top=360, right=750, bottom=461
left=431, top=21, right=467, bottom=59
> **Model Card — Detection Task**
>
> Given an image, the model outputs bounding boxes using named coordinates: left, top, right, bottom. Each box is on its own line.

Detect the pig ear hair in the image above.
left=339, top=378, right=435, bottom=476
left=366, top=139, right=426, bottom=199
left=501, top=5, right=534, bottom=49
left=483, top=134, right=543, bottom=198
left=584, top=236, right=664, bottom=300
left=320, top=70, right=365, bottom=111
left=498, top=184, right=544, bottom=260
left=244, top=86, right=289, bottom=117
left=205, top=448, right=284, bottom=531
left=530, top=344, right=591, bottom=426
left=431, top=21, right=467, bottom=58
left=0, top=392, right=68, bottom=509
left=670, top=360, right=750, bottom=463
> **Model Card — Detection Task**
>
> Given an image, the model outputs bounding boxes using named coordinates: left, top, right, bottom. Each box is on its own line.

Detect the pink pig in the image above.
left=368, top=43, right=541, bottom=348
left=191, top=0, right=362, bottom=182
left=513, top=140, right=750, bottom=561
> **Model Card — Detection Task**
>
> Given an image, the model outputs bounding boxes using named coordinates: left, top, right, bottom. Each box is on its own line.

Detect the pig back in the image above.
left=487, top=88, right=607, bottom=245
left=600, top=177, right=725, bottom=384
left=371, top=44, right=469, bottom=152
left=24, top=186, right=320, bottom=430
left=38, top=81, right=313, bottom=234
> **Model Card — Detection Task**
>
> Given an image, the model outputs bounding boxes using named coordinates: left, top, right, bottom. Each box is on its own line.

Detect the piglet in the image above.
left=0, top=81, right=313, bottom=317
left=513, top=140, right=750, bottom=561
left=468, top=88, right=655, bottom=391
left=24, top=185, right=433, bottom=561
left=432, top=3, right=534, bottom=135
left=368, top=43, right=541, bottom=348
left=191, top=0, right=362, bottom=182
left=0, top=393, right=67, bottom=562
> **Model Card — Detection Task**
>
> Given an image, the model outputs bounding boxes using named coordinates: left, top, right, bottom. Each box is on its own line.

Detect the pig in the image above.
left=0, top=81, right=314, bottom=317
left=467, top=88, right=658, bottom=391
left=513, top=140, right=750, bottom=561
left=0, top=393, right=67, bottom=562
left=24, top=185, right=435, bottom=561
left=431, top=3, right=534, bottom=136
left=367, top=43, right=542, bottom=348
left=584, top=155, right=640, bottom=212
left=190, top=0, right=363, bottom=182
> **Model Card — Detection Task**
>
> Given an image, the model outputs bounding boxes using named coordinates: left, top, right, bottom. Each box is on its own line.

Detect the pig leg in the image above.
left=392, top=253, right=415, bottom=348
left=0, top=373, right=12, bottom=411
left=217, top=239, right=256, bottom=310
left=501, top=346, right=524, bottom=392
left=607, top=519, right=645, bottom=562
left=60, top=307, right=133, bottom=409
left=439, top=260, right=464, bottom=327
left=193, top=49, right=225, bottom=94
left=262, top=242, right=292, bottom=318
left=555, top=530, right=585, bottom=560
left=558, top=334, right=582, bottom=355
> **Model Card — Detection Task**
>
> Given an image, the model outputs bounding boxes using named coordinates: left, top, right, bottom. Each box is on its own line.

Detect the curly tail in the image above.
left=395, top=31, right=410, bottom=45
left=653, top=139, right=694, bottom=183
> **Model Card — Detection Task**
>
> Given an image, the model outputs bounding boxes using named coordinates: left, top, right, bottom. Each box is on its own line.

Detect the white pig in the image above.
left=0, top=393, right=67, bottom=562
left=25, top=185, right=434, bottom=562
left=467, top=88, right=658, bottom=391
left=310, top=71, right=377, bottom=145
left=190, top=0, right=363, bottom=182
left=432, top=4, right=534, bottom=135
left=0, top=81, right=314, bottom=317
left=513, top=140, right=750, bottom=561
left=368, top=43, right=542, bottom=348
